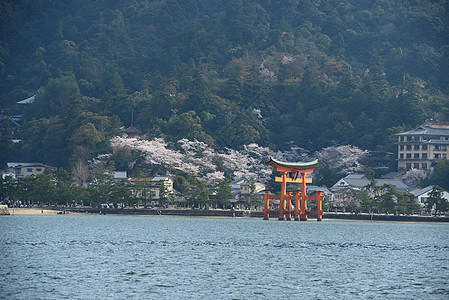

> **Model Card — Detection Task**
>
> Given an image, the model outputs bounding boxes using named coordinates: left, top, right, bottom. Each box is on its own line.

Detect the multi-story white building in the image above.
left=396, top=120, right=449, bottom=171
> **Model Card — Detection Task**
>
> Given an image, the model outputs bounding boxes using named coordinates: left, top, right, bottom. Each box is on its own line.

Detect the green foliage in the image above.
left=184, top=174, right=209, bottom=208
left=0, top=116, right=16, bottom=166
left=0, top=175, right=17, bottom=201
left=0, top=0, right=447, bottom=170
left=32, top=74, right=80, bottom=118
left=426, top=186, right=449, bottom=212
left=314, top=164, right=340, bottom=188
left=424, top=160, right=449, bottom=190
left=213, top=178, right=234, bottom=208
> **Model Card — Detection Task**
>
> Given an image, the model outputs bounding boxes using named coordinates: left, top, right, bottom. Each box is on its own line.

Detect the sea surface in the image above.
left=1, top=215, right=448, bottom=299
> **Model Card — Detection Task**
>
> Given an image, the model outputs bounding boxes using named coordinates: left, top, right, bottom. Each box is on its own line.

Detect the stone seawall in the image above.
left=65, top=208, right=449, bottom=222
left=68, top=208, right=252, bottom=218
left=323, top=212, right=449, bottom=223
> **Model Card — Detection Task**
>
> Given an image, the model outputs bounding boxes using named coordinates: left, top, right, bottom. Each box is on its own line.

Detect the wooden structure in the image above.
left=263, top=158, right=323, bottom=221
left=123, top=125, right=141, bottom=138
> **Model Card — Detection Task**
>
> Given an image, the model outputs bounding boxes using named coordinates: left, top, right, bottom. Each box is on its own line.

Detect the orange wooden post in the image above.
left=263, top=190, right=270, bottom=220
left=294, top=191, right=300, bottom=221
left=286, top=191, right=292, bottom=221
left=300, top=172, right=308, bottom=221
left=279, top=171, right=287, bottom=220
left=317, top=191, right=323, bottom=221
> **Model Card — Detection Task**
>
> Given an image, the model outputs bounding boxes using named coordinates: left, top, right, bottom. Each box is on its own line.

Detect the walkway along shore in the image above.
left=63, top=207, right=449, bottom=222
left=5, top=207, right=449, bottom=222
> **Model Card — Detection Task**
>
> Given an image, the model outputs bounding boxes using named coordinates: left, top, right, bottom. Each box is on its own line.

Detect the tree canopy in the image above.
left=0, top=0, right=447, bottom=174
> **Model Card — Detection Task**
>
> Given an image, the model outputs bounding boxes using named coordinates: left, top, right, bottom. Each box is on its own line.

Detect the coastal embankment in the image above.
left=4, top=207, right=448, bottom=223
left=67, top=207, right=449, bottom=222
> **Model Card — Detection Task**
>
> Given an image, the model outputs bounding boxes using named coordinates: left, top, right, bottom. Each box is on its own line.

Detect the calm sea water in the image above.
left=1, top=215, right=448, bottom=299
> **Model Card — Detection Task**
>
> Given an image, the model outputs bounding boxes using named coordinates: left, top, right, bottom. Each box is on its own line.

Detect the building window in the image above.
left=400, top=136, right=404, bottom=142
left=414, top=145, right=420, bottom=150
left=435, top=154, right=440, bottom=159
left=36, top=168, right=42, bottom=172
left=414, top=163, right=419, bottom=169
left=435, top=145, right=440, bottom=151
left=406, top=163, right=411, bottom=169
left=422, top=145, right=428, bottom=150
left=400, top=145, right=404, bottom=151
left=406, top=153, right=412, bottom=159
left=406, top=145, right=412, bottom=150
left=27, top=168, right=33, bottom=172
left=422, top=153, right=427, bottom=159
left=443, top=146, right=447, bottom=151
left=407, top=136, right=413, bottom=141
left=400, top=154, right=404, bottom=159
left=414, top=153, right=419, bottom=159
left=422, top=163, right=427, bottom=169
left=444, top=154, right=447, bottom=159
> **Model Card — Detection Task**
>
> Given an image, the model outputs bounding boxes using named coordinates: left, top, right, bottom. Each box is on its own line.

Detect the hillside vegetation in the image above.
left=1, top=0, right=448, bottom=174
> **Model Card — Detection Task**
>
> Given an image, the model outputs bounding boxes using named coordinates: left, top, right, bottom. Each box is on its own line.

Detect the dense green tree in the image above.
left=374, top=184, right=397, bottom=214
left=213, top=178, right=233, bottom=208
left=426, top=186, right=449, bottom=213
left=0, top=116, right=15, bottom=166
left=314, top=164, right=339, bottom=188
left=17, top=172, right=58, bottom=205
left=185, top=175, right=209, bottom=208
left=425, top=160, right=449, bottom=190
left=396, top=192, right=420, bottom=215
left=86, top=171, right=114, bottom=206
left=0, top=175, right=17, bottom=202
left=20, top=118, right=50, bottom=162
left=31, top=74, right=81, bottom=118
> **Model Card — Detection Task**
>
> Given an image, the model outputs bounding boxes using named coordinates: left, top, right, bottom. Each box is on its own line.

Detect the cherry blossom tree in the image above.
left=108, top=137, right=311, bottom=183
left=107, top=137, right=369, bottom=186
left=315, top=145, right=368, bottom=175
left=401, top=168, right=427, bottom=187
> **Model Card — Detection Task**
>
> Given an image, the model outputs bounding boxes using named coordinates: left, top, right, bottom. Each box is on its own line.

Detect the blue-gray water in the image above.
left=1, top=215, right=448, bottom=299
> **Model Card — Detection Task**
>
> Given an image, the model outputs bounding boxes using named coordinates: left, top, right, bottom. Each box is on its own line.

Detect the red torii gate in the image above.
left=263, top=157, right=323, bottom=221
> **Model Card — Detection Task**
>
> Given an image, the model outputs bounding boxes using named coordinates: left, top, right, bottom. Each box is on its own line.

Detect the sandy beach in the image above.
left=7, top=207, right=64, bottom=215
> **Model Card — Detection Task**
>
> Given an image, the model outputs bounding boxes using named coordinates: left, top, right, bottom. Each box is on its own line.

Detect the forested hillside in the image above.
left=1, top=0, right=448, bottom=173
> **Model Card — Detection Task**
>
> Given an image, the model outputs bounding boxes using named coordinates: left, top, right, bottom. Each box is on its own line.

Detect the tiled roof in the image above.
left=267, top=157, right=319, bottom=170
left=412, top=185, right=434, bottom=197
left=7, top=162, right=46, bottom=168
left=16, top=95, right=35, bottom=104
left=426, top=139, right=449, bottom=145
left=396, top=125, right=449, bottom=136
left=331, top=174, right=409, bottom=192
left=152, top=176, right=169, bottom=181
left=123, top=125, right=141, bottom=134
left=381, top=172, right=404, bottom=179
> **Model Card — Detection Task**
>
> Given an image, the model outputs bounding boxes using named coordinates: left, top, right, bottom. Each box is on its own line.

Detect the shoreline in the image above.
left=4, top=207, right=449, bottom=223
left=6, top=207, right=84, bottom=215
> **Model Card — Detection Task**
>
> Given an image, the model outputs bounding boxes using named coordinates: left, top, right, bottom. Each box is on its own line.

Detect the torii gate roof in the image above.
left=267, top=157, right=319, bottom=171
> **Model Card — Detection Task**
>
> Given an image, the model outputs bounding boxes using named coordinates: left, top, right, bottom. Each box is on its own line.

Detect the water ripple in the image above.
left=0, top=215, right=447, bottom=299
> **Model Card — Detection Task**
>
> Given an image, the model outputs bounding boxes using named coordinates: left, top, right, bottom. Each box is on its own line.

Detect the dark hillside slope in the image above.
left=0, top=0, right=448, bottom=168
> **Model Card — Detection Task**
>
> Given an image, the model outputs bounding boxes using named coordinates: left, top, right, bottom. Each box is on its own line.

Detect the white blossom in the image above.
left=108, top=137, right=368, bottom=184
left=281, top=55, right=293, bottom=65
left=401, top=168, right=427, bottom=187
left=315, top=145, right=368, bottom=175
